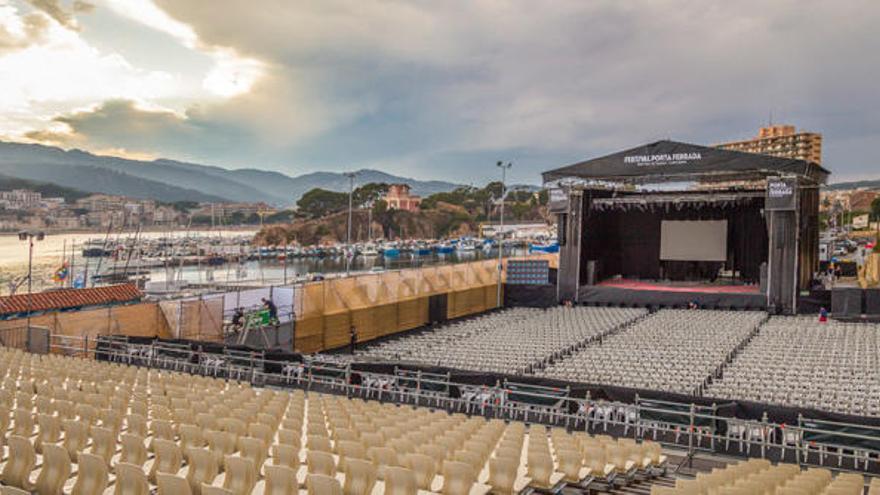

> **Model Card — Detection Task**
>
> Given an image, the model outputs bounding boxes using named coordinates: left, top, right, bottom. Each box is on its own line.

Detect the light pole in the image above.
left=344, top=172, right=357, bottom=275
left=496, top=161, right=511, bottom=307
left=366, top=200, right=374, bottom=243
left=18, top=230, right=45, bottom=330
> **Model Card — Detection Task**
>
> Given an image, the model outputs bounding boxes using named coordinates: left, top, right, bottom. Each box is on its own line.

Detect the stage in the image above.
left=578, top=279, right=766, bottom=310
left=598, top=279, right=761, bottom=294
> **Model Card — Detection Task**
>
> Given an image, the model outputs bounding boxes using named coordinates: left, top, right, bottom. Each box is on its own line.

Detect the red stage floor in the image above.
left=597, top=279, right=760, bottom=294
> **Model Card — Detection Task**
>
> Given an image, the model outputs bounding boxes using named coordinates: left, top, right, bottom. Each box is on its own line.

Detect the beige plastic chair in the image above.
left=526, top=453, right=563, bottom=490
left=71, top=452, right=110, bottom=495
left=120, top=433, right=148, bottom=467
left=436, top=460, right=478, bottom=495
left=0, top=486, right=30, bottom=495
left=276, top=428, right=300, bottom=448
left=263, top=465, right=299, bottom=495
left=0, top=435, right=36, bottom=490
left=127, top=413, right=148, bottom=438
left=157, top=473, right=194, bottom=495
left=249, top=423, right=274, bottom=447
left=307, top=473, right=343, bottom=495
left=180, top=424, right=206, bottom=450
left=271, top=444, right=300, bottom=471
left=402, top=453, right=436, bottom=491
left=383, top=466, right=419, bottom=495
left=337, top=440, right=368, bottom=472
left=557, top=448, right=588, bottom=483
left=99, top=409, right=122, bottom=436
left=307, top=450, right=337, bottom=477
left=370, top=446, right=402, bottom=480
left=150, top=438, right=184, bottom=484
left=307, top=434, right=333, bottom=453
left=200, top=484, right=233, bottom=495
left=186, top=447, right=219, bottom=495
left=344, top=458, right=378, bottom=495
left=206, top=430, right=237, bottom=470
left=11, top=407, right=34, bottom=437
left=35, top=413, right=62, bottom=454
left=33, top=443, right=72, bottom=495
left=238, top=436, right=268, bottom=475
left=89, top=425, right=116, bottom=467
left=223, top=455, right=257, bottom=495
left=114, top=462, right=150, bottom=495
left=491, top=456, right=531, bottom=495
left=76, top=403, right=98, bottom=426
left=61, top=419, right=88, bottom=461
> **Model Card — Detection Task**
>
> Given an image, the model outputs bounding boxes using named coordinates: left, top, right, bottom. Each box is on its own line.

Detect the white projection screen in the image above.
left=660, top=220, right=728, bottom=262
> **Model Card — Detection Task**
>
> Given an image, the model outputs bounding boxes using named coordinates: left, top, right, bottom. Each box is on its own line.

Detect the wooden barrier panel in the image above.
left=294, top=316, right=323, bottom=353
left=374, top=303, right=399, bottom=338
left=323, top=311, right=352, bottom=350
left=398, top=297, right=428, bottom=332
left=0, top=302, right=169, bottom=341
left=350, top=307, right=378, bottom=342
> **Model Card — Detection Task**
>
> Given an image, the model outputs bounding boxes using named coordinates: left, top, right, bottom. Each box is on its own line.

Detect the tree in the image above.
left=265, top=210, right=296, bottom=223
left=296, top=188, right=348, bottom=218
left=871, top=197, right=880, bottom=222
left=353, top=183, right=389, bottom=207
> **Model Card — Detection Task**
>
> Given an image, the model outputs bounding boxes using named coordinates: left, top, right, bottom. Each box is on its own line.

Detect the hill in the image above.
left=0, top=174, right=89, bottom=202
left=0, top=143, right=226, bottom=203
left=825, top=179, right=880, bottom=191
left=0, top=141, right=462, bottom=206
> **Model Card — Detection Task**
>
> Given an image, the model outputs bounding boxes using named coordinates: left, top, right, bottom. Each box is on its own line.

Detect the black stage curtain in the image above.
left=583, top=198, right=768, bottom=283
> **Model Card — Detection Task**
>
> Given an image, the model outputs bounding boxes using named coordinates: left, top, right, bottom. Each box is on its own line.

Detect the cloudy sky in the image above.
left=1, top=0, right=878, bottom=184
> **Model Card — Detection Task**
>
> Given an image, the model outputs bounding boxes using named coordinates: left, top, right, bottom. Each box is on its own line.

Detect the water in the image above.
left=0, top=227, right=528, bottom=292
left=147, top=248, right=525, bottom=286
left=0, top=229, right=258, bottom=294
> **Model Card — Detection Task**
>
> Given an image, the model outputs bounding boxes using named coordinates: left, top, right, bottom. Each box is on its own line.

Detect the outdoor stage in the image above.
left=578, top=278, right=766, bottom=310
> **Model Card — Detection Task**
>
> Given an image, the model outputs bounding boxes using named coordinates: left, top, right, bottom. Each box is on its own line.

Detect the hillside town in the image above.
left=0, top=189, right=278, bottom=231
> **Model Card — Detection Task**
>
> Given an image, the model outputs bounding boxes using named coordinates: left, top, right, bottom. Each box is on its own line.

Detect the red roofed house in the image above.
left=382, top=184, right=421, bottom=212
left=0, top=284, right=143, bottom=319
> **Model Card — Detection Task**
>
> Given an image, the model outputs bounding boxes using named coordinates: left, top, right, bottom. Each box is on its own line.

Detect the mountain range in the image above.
left=0, top=141, right=462, bottom=206
left=825, top=179, right=880, bottom=191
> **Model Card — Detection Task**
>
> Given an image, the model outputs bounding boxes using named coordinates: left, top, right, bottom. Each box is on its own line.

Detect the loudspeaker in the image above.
left=585, top=260, right=597, bottom=286
left=866, top=289, right=880, bottom=316
left=831, top=288, right=863, bottom=317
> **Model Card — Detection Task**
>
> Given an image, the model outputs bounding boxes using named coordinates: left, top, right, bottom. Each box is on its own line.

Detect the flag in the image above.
left=52, top=262, right=69, bottom=283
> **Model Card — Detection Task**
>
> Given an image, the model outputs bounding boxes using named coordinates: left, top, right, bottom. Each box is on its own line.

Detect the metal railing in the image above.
left=5, top=334, right=879, bottom=478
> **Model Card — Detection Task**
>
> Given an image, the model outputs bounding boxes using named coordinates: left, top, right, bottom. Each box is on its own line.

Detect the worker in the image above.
left=262, top=298, right=278, bottom=324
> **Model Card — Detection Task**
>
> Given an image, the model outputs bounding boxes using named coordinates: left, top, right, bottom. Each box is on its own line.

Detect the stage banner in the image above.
left=548, top=187, right=569, bottom=213
left=766, top=178, right=798, bottom=211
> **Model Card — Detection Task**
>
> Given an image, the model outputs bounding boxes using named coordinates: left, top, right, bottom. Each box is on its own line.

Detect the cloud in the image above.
left=26, top=0, right=90, bottom=30
left=138, top=1, right=880, bottom=182
left=13, top=0, right=880, bottom=183
left=0, top=6, right=49, bottom=51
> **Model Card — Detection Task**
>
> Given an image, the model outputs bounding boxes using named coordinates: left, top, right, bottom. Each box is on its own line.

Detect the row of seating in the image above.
left=651, top=457, right=866, bottom=494
left=705, top=317, right=880, bottom=416
left=0, top=345, right=672, bottom=494
left=538, top=310, right=766, bottom=395
left=343, top=306, right=646, bottom=374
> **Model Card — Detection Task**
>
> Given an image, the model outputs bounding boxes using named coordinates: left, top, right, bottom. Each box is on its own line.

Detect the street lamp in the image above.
left=18, top=230, right=46, bottom=330
left=344, top=172, right=357, bottom=275
left=496, top=161, right=511, bottom=307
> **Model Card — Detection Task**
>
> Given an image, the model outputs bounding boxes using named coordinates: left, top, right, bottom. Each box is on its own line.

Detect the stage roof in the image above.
left=543, top=140, right=830, bottom=185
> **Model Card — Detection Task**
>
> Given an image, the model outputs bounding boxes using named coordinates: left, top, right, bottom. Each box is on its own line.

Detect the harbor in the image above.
left=0, top=228, right=557, bottom=297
